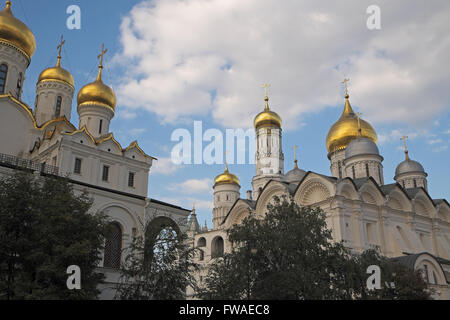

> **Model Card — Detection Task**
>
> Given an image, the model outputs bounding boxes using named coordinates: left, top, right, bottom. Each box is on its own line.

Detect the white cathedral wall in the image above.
left=0, top=98, right=40, bottom=158
left=56, top=138, right=150, bottom=198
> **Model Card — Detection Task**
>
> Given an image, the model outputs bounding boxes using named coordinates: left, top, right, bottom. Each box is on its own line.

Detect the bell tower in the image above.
left=252, top=84, right=284, bottom=198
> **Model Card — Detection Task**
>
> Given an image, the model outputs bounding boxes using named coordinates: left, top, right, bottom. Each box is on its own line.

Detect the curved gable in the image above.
left=124, top=141, right=156, bottom=161
left=294, top=172, right=334, bottom=206
left=223, top=199, right=253, bottom=229
left=436, top=202, right=450, bottom=223
left=414, top=253, right=448, bottom=285
left=358, top=179, right=385, bottom=205
left=255, top=180, right=290, bottom=214
left=63, top=127, right=96, bottom=147
left=97, top=134, right=123, bottom=155
left=410, top=189, right=436, bottom=218
left=336, top=178, right=359, bottom=201
left=386, top=185, right=412, bottom=211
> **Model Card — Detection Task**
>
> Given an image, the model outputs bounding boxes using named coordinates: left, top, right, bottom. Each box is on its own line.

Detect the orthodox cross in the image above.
left=224, top=150, right=229, bottom=171
left=293, top=145, right=298, bottom=168
left=56, top=35, right=65, bottom=66
left=262, top=83, right=270, bottom=97
left=342, top=78, right=350, bottom=96
left=57, top=35, right=65, bottom=58
left=401, top=136, right=409, bottom=160
left=98, top=44, right=108, bottom=68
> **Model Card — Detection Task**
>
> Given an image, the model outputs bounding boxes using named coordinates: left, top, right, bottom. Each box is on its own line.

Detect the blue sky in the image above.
left=15, top=0, right=450, bottom=227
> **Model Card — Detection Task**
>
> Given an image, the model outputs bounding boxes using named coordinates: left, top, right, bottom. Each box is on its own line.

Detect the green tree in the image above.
left=115, top=223, right=199, bottom=300
left=197, top=196, right=431, bottom=300
left=352, top=249, right=432, bottom=300
left=0, top=171, right=108, bottom=300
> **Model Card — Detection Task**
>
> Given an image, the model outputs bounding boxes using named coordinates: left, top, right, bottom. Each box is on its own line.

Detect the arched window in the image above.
left=365, top=163, right=370, bottom=177
left=16, top=72, right=22, bottom=98
left=199, top=249, right=204, bottom=261
left=211, top=236, right=224, bottom=258
left=378, top=166, right=382, bottom=183
left=0, top=64, right=8, bottom=94
left=104, top=222, right=122, bottom=269
left=413, top=179, right=417, bottom=188
left=197, top=237, right=206, bottom=247
left=352, top=166, right=356, bottom=179
left=55, top=96, right=62, bottom=117
left=338, top=161, right=342, bottom=179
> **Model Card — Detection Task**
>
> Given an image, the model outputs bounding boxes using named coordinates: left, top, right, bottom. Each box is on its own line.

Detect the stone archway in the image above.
left=144, top=216, right=182, bottom=265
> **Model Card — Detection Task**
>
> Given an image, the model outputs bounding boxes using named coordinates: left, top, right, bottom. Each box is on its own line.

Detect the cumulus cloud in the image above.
left=432, top=145, right=448, bottom=153
left=377, top=129, right=419, bottom=145
left=427, top=138, right=443, bottom=145
left=116, top=108, right=137, bottom=120
left=129, top=128, right=147, bottom=136
left=113, top=0, right=450, bottom=129
left=167, top=178, right=212, bottom=194
left=151, top=157, right=182, bottom=175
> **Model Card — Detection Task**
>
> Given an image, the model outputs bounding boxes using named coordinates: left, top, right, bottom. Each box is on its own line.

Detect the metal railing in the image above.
left=0, top=152, right=59, bottom=176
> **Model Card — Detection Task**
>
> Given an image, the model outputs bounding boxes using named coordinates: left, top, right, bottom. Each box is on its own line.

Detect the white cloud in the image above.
left=116, top=108, right=137, bottom=120
left=432, top=145, right=448, bottom=153
left=151, top=157, right=182, bottom=175
left=427, top=138, right=443, bottom=145
left=188, top=198, right=214, bottom=210
left=129, top=128, right=147, bottom=136
left=377, top=129, right=419, bottom=145
left=155, top=196, right=213, bottom=210
left=113, top=0, right=450, bottom=129
left=168, top=178, right=212, bottom=194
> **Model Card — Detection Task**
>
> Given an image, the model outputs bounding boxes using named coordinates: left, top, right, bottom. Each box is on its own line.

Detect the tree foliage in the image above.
left=197, top=196, right=431, bottom=300
left=0, top=172, right=108, bottom=300
left=116, top=223, right=199, bottom=300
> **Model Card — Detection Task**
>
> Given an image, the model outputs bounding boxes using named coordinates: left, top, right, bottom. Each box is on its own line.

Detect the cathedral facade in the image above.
left=0, top=1, right=191, bottom=299
left=0, top=0, right=449, bottom=300
left=187, top=90, right=450, bottom=299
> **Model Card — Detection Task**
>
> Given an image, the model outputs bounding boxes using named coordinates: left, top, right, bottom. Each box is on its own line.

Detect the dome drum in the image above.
left=394, top=160, right=427, bottom=180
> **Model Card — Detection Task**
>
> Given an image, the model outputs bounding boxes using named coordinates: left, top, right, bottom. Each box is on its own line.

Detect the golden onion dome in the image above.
left=214, top=165, right=240, bottom=187
left=38, top=56, right=74, bottom=88
left=77, top=65, right=116, bottom=112
left=254, top=96, right=282, bottom=129
left=0, top=1, right=36, bottom=60
left=326, top=94, right=377, bottom=154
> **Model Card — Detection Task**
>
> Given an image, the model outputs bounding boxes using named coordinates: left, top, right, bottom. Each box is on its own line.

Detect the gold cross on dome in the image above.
left=97, top=44, right=108, bottom=68
left=401, top=136, right=410, bottom=159
left=57, top=35, right=65, bottom=58
left=342, top=78, right=350, bottom=95
left=293, top=145, right=298, bottom=168
left=262, top=83, right=270, bottom=97
left=224, top=150, right=229, bottom=171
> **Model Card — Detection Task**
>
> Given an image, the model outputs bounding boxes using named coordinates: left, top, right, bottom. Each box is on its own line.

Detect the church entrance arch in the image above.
left=144, top=216, right=182, bottom=264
